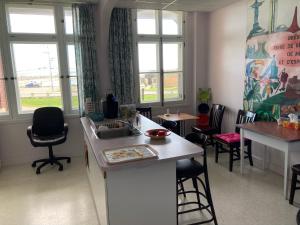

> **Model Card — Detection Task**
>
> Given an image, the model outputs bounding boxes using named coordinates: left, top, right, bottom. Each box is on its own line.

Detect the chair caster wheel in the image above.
left=59, top=166, right=63, bottom=171
left=32, top=162, right=36, bottom=168
left=67, top=158, right=71, bottom=163
left=36, top=170, right=40, bottom=174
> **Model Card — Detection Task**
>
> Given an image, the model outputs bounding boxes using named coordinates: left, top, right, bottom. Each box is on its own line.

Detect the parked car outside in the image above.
left=25, top=81, right=41, bottom=88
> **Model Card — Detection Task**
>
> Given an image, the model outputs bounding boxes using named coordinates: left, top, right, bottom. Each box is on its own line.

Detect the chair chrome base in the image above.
left=32, top=146, right=71, bottom=174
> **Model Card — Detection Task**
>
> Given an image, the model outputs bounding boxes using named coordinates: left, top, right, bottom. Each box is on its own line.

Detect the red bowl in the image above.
left=144, top=129, right=171, bottom=139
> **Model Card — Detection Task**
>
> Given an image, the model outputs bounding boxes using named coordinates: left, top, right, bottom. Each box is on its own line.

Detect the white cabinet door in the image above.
left=106, top=160, right=177, bottom=225
left=84, top=134, right=109, bottom=225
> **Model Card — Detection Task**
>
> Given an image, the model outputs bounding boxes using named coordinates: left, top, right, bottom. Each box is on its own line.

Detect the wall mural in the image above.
left=244, top=0, right=300, bottom=121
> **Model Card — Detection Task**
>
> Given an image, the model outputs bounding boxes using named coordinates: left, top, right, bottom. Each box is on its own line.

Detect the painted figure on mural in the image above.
left=246, top=60, right=255, bottom=89
left=261, top=55, right=278, bottom=79
left=285, top=76, right=300, bottom=99
left=270, top=55, right=278, bottom=79
left=265, top=79, right=272, bottom=98
left=276, top=68, right=289, bottom=92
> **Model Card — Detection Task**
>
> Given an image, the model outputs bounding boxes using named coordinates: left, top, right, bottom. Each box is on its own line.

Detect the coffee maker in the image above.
left=102, top=94, right=118, bottom=119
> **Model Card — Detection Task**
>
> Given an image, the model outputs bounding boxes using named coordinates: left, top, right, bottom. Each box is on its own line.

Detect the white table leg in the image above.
left=284, top=150, right=290, bottom=199
left=240, top=129, right=245, bottom=174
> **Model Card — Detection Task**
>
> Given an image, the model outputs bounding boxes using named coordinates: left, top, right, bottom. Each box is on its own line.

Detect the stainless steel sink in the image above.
left=96, top=126, right=141, bottom=139
left=91, top=120, right=142, bottom=139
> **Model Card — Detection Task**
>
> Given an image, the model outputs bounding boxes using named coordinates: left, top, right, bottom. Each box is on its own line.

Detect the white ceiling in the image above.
left=6, top=0, right=241, bottom=11
left=115, top=0, right=242, bottom=12
left=6, top=0, right=98, bottom=3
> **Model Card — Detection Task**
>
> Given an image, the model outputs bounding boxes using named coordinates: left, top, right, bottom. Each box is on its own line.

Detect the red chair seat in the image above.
left=214, top=132, right=241, bottom=143
left=197, top=114, right=209, bottom=128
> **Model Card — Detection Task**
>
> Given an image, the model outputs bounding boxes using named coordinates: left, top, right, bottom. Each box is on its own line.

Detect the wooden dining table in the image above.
left=238, top=122, right=300, bottom=199
left=157, top=113, right=199, bottom=136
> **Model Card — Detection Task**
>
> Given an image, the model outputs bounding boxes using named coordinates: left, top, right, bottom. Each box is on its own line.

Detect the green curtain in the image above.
left=72, top=4, right=100, bottom=116
left=109, top=8, right=136, bottom=105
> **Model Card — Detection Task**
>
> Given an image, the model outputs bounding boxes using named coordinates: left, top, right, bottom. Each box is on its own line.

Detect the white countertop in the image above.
left=81, top=115, right=203, bottom=171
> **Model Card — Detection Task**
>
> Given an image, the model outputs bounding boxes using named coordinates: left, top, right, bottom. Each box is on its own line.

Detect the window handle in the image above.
left=60, top=76, right=64, bottom=79
left=10, top=77, right=16, bottom=80
left=0, top=77, right=8, bottom=81
left=66, top=75, right=70, bottom=79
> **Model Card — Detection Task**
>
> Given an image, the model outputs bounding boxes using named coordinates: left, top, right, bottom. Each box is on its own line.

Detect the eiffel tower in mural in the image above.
left=248, top=0, right=268, bottom=39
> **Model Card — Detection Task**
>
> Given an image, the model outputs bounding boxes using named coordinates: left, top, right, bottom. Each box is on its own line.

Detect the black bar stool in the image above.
left=176, top=133, right=218, bottom=225
left=289, top=164, right=300, bottom=205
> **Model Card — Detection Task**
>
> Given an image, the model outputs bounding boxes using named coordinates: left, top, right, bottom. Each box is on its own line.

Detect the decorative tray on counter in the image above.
left=102, top=144, right=158, bottom=164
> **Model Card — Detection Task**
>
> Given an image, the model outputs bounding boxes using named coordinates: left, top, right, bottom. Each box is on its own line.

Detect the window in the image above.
left=162, top=11, right=183, bottom=35
left=11, top=43, right=62, bottom=112
left=137, top=10, right=158, bottom=35
left=0, top=4, right=78, bottom=118
left=138, top=43, right=160, bottom=103
left=7, top=6, right=56, bottom=34
left=135, top=9, right=184, bottom=104
left=163, top=42, right=183, bottom=101
left=64, top=8, right=78, bottom=111
left=64, top=8, right=73, bottom=35
left=0, top=50, right=8, bottom=114
left=67, top=44, right=79, bottom=109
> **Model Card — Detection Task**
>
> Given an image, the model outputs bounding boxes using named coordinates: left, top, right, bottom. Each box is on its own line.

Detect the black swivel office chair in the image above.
left=27, top=107, right=71, bottom=174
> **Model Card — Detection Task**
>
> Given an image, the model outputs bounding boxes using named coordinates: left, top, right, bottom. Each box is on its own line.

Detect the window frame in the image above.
left=133, top=9, right=186, bottom=107
left=0, top=2, right=78, bottom=121
left=0, top=48, right=10, bottom=118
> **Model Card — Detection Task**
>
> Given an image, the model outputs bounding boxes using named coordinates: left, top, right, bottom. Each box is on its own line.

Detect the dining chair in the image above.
left=136, top=107, right=152, bottom=120
left=289, top=164, right=300, bottom=205
left=176, top=133, right=218, bottom=225
left=192, top=104, right=226, bottom=146
left=162, top=120, right=178, bottom=134
left=213, top=109, right=256, bottom=171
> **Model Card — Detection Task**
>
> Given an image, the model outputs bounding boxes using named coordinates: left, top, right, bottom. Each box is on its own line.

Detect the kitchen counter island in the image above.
left=81, top=115, right=203, bottom=225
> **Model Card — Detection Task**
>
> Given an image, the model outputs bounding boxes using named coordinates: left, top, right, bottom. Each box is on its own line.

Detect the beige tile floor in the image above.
left=0, top=158, right=98, bottom=225
left=180, top=151, right=299, bottom=225
left=0, top=153, right=299, bottom=225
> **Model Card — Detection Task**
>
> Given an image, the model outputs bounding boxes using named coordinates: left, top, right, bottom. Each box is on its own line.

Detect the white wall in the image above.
left=208, top=0, right=247, bottom=132
left=0, top=117, right=84, bottom=167
left=207, top=0, right=295, bottom=175
left=192, top=12, right=209, bottom=113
